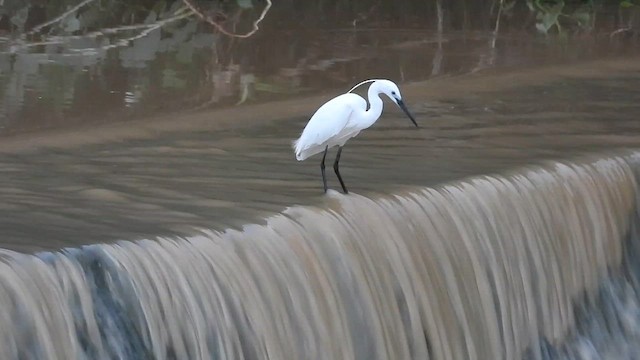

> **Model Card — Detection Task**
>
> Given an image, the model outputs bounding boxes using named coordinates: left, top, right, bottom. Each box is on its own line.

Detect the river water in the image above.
left=0, top=58, right=639, bottom=252
left=1, top=1, right=640, bottom=359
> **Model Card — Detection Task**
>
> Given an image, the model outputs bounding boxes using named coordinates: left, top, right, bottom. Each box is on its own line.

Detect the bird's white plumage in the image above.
left=292, top=78, right=417, bottom=193
left=293, top=79, right=416, bottom=164
left=293, top=93, right=366, bottom=161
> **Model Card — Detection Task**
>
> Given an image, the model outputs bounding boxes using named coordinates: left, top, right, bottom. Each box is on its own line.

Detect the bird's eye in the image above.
left=391, top=91, right=396, bottom=95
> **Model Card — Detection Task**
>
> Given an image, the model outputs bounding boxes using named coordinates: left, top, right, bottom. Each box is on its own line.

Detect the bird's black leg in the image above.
left=320, top=145, right=328, bottom=193
left=334, top=146, right=348, bottom=194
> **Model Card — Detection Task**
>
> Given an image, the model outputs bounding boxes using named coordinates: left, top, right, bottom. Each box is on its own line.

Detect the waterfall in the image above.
left=0, top=154, right=638, bottom=360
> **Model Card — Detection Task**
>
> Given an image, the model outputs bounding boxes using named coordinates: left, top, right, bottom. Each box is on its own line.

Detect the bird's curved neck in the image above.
left=363, top=84, right=384, bottom=127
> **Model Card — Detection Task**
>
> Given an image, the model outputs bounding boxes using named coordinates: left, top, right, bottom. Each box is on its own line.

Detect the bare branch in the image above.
left=4, top=10, right=192, bottom=54
left=182, top=0, right=272, bottom=38
left=492, top=0, right=504, bottom=49
left=3, top=0, right=272, bottom=54
left=26, top=0, right=98, bottom=35
left=610, top=27, right=633, bottom=38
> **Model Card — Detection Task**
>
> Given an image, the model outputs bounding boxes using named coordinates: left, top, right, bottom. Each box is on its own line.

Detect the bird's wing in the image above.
left=293, top=93, right=364, bottom=159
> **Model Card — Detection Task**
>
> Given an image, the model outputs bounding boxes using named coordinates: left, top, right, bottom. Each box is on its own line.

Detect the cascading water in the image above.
left=0, top=153, right=638, bottom=360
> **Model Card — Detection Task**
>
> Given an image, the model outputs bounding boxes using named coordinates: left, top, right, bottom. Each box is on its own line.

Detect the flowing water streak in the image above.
left=0, top=154, right=637, bottom=360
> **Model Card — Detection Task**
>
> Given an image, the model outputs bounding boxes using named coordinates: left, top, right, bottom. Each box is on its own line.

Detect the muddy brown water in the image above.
left=0, top=4, right=639, bottom=253
left=0, top=56, right=639, bottom=252
left=2, top=5, right=640, bottom=359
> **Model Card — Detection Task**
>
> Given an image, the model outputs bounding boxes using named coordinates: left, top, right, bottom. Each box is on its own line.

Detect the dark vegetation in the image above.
left=0, top=0, right=639, bottom=36
left=0, top=0, right=637, bottom=134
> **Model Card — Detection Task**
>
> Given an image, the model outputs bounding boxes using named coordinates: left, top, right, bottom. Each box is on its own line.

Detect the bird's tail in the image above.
left=291, top=138, right=303, bottom=161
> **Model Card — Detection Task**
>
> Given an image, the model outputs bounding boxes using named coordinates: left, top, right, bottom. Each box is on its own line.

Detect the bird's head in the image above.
left=377, top=80, right=403, bottom=103
left=377, top=80, right=418, bottom=128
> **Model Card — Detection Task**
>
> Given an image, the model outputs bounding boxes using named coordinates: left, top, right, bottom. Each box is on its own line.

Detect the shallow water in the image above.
left=1, top=1, right=639, bottom=253
left=0, top=60, right=639, bottom=252
left=2, top=2, right=640, bottom=359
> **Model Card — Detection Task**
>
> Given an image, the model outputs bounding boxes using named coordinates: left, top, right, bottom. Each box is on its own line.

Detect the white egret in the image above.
left=292, top=79, right=418, bottom=194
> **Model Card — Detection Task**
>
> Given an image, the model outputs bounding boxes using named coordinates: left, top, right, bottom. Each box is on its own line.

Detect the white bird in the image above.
left=292, top=79, right=418, bottom=194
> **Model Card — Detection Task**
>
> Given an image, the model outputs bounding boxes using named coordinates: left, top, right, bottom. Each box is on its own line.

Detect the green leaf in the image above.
left=572, top=8, right=591, bottom=26
left=526, top=0, right=536, bottom=12
left=10, top=6, right=28, bottom=31
left=548, top=2, right=564, bottom=16
left=620, top=1, right=635, bottom=8
left=535, top=22, right=549, bottom=34
left=541, top=12, right=559, bottom=31
left=144, top=10, right=157, bottom=25
left=162, top=69, right=187, bottom=89
left=237, top=0, right=253, bottom=9
left=503, top=1, right=516, bottom=13
left=63, top=16, right=81, bottom=33
left=574, top=13, right=591, bottom=26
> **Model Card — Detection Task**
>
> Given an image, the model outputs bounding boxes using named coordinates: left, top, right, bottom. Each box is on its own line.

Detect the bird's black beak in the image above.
left=396, top=99, right=418, bottom=128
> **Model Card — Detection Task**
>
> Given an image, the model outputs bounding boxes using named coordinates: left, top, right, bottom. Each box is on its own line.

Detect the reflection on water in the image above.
left=0, top=63, right=639, bottom=252
left=0, top=0, right=638, bottom=135
left=1, top=3, right=640, bottom=357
